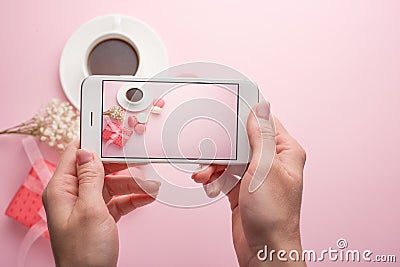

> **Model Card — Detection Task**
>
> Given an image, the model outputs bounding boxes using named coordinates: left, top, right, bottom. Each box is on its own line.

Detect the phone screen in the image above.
left=101, top=80, right=239, bottom=160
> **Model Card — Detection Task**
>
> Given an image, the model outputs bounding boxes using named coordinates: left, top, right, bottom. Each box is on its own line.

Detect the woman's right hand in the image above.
left=192, top=102, right=307, bottom=266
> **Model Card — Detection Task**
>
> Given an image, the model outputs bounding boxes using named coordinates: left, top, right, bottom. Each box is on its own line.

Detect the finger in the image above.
left=103, top=176, right=160, bottom=203
left=51, top=139, right=79, bottom=179
left=191, top=164, right=226, bottom=183
left=246, top=102, right=276, bottom=193
left=124, top=166, right=146, bottom=180
left=191, top=164, right=241, bottom=199
left=191, top=165, right=215, bottom=183
left=203, top=167, right=242, bottom=198
left=104, top=163, right=128, bottom=175
left=75, top=149, right=105, bottom=205
left=203, top=168, right=227, bottom=198
left=104, top=163, right=149, bottom=175
left=107, top=194, right=156, bottom=222
left=43, top=140, right=80, bottom=225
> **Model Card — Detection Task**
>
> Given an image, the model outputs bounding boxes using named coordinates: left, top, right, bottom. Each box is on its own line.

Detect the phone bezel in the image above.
left=80, top=75, right=259, bottom=164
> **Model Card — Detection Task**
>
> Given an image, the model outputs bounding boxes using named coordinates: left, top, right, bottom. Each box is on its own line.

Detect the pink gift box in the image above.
left=5, top=160, right=55, bottom=239
left=102, top=121, right=133, bottom=147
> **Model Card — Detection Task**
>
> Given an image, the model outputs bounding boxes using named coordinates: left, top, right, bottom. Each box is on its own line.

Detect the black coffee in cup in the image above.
left=87, top=39, right=139, bottom=75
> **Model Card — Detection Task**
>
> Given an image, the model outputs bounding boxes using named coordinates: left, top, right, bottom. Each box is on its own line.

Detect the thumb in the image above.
left=245, top=102, right=276, bottom=193
left=76, top=149, right=105, bottom=204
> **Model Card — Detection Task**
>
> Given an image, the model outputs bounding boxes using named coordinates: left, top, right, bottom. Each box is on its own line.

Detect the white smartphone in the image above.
left=80, top=76, right=259, bottom=165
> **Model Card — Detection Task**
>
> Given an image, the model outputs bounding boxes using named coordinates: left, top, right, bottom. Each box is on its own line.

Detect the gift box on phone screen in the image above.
left=102, top=120, right=133, bottom=147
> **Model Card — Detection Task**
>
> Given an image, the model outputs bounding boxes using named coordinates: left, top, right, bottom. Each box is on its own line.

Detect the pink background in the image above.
left=102, top=81, right=238, bottom=159
left=1, top=0, right=399, bottom=266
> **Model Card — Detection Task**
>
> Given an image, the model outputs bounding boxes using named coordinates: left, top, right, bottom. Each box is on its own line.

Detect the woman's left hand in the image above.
left=42, top=141, right=160, bottom=267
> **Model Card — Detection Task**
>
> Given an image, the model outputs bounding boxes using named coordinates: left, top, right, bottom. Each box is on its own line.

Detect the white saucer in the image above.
left=117, top=83, right=153, bottom=112
left=59, top=14, right=168, bottom=109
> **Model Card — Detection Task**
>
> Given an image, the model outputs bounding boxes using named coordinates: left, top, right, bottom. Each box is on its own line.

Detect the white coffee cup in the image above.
left=59, top=14, right=168, bottom=109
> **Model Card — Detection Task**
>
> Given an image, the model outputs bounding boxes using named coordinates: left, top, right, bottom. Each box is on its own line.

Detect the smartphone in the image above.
left=80, top=76, right=259, bottom=164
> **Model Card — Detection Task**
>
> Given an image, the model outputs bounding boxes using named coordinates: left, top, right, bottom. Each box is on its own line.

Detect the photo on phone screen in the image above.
left=101, top=80, right=239, bottom=161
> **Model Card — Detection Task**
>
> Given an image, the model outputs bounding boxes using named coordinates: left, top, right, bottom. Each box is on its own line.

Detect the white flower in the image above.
left=2, top=99, right=80, bottom=152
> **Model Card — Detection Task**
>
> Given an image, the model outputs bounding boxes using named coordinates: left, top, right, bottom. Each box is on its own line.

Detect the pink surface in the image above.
left=102, top=81, right=238, bottom=159
left=1, top=1, right=400, bottom=266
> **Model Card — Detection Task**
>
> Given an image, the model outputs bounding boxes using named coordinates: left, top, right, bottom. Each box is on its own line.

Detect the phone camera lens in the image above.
left=125, top=88, right=143, bottom=103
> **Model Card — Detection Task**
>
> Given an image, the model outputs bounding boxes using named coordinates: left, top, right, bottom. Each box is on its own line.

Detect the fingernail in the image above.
left=256, top=102, right=271, bottom=119
left=193, top=164, right=206, bottom=174
left=140, top=180, right=161, bottom=193
left=204, top=181, right=221, bottom=198
left=76, top=149, right=93, bottom=165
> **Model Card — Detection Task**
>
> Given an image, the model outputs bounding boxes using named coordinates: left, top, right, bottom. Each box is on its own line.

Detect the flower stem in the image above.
left=0, top=118, right=37, bottom=135
left=0, top=130, right=30, bottom=135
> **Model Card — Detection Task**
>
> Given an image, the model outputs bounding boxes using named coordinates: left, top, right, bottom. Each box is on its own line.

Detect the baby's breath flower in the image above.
left=103, top=105, right=125, bottom=121
left=0, top=99, right=79, bottom=152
